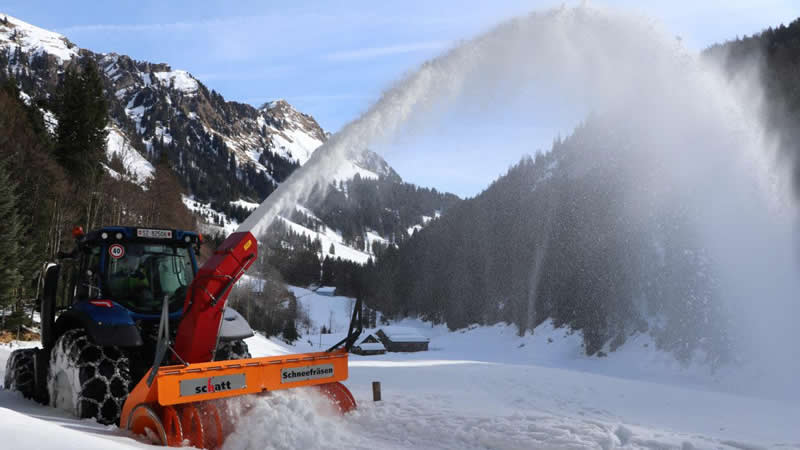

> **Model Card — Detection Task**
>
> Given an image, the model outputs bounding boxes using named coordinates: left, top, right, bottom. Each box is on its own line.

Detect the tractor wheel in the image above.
left=48, top=329, right=131, bottom=425
left=214, top=339, right=251, bottom=361
left=3, top=348, right=36, bottom=398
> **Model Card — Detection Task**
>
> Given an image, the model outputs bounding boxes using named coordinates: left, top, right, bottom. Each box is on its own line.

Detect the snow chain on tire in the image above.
left=214, top=339, right=251, bottom=361
left=48, top=329, right=131, bottom=425
left=3, top=348, right=36, bottom=398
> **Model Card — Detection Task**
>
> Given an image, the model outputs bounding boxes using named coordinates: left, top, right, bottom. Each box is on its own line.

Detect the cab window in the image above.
left=104, top=243, right=194, bottom=313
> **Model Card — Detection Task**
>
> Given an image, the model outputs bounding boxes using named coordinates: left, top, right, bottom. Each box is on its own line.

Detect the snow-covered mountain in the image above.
left=0, top=14, right=78, bottom=63
left=0, top=14, right=438, bottom=262
left=1, top=14, right=392, bottom=189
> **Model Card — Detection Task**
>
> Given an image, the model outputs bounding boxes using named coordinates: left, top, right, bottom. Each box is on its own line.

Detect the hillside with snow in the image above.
left=0, top=14, right=78, bottom=63
left=183, top=200, right=377, bottom=263
left=183, top=195, right=442, bottom=264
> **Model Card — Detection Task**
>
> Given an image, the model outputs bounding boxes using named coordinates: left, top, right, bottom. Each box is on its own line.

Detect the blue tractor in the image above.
left=3, top=226, right=254, bottom=425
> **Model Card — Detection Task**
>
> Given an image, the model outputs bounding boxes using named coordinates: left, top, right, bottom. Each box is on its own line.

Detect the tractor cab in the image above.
left=71, top=226, right=201, bottom=315
left=34, top=226, right=205, bottom=356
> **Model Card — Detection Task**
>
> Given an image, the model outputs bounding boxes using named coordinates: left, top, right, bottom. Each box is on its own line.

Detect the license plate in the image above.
left=136, top=228, right=172, bottom=239
left=280, top=364, right=334, bottom=383
left=179, top=373, right=246, bottom=397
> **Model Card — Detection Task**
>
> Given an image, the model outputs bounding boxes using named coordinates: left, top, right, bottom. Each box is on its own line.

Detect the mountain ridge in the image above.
left=0, top=13, right=393, bottom=198
left=0, top=12, right=456, bottom=265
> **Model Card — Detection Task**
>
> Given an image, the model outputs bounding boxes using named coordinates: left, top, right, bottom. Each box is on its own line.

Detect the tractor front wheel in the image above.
left=214, top=339, right=251, bottom=361
left=48, top=329, right=132, bottom=425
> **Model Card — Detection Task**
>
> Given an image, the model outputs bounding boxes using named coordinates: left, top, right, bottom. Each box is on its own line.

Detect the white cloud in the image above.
left=324, top=41, right=450, bottom=62
left=57, top=21, right=203, bottom=34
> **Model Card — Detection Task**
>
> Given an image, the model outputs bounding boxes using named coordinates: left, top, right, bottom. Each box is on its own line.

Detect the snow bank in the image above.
left=243, top=332, right=294, bottom=357
left=0, top=403, right=143, bottom=450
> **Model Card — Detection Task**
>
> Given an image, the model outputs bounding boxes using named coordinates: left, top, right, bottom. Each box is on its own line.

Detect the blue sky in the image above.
left=4, top=1, right=799, bottom=196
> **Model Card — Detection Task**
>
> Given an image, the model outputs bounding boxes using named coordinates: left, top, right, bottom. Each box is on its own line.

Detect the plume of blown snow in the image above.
left=239, top=5, right=799, bottom=397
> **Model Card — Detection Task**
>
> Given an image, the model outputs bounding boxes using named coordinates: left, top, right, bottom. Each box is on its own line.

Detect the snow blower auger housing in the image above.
left=4, top=226, right=362, bottom=449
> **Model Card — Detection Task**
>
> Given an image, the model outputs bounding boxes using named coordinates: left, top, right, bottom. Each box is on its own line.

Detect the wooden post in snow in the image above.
left=372, top=381, right=381, bottom=402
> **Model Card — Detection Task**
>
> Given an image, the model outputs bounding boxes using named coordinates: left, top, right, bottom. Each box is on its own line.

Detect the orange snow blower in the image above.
left=119, top=230, right=362, bottom=448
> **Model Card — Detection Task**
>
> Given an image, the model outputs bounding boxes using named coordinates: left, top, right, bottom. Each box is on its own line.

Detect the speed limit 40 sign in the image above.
left=109, top=244, right=125, bottom=259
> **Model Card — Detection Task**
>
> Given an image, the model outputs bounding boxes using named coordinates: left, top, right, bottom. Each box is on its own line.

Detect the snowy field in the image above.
left=1, top=290, right=798, bottom=449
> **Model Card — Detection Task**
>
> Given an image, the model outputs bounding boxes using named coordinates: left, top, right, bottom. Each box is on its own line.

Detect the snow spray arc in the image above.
left=240, top=5, right=799, bottom=397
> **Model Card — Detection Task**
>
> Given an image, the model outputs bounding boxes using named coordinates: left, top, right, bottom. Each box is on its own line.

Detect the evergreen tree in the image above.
left=283, top=297, right=300, bottom=343
left=0, top=159, right=22, bottom=313
left=282, top=319, right=299, bottom=343
left=54, top=58, right=108, bottom=185
left=321, top=256, right=335, bottom=286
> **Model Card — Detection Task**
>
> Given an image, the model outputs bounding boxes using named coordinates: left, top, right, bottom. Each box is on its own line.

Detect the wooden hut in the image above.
left=376, top=327, right=430, bottom=352
left=351, top=334, right=386, bottom=355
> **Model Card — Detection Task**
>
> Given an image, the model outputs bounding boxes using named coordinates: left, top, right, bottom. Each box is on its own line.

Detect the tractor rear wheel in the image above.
left=48, top=329, right=131, bottom=425
left=3, top=348, right=36, bottom=398
left=214, top=339, right=251, bottom=361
